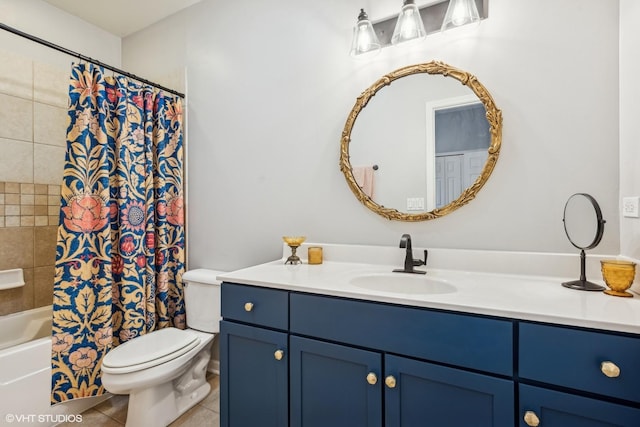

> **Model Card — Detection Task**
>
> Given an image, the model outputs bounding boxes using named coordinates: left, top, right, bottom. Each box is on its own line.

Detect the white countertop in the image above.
left=216, top=244, right=640, bottom=335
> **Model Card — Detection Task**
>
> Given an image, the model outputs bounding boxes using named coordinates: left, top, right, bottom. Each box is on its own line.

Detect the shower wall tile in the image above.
left=0, top=93, right=33, bottom=142
left=5, top=205, right=20, bottom=216
left=0, top=227, right=34, bottom=269
left=34, top=143, right=65, bottom=184
left=33, top=61, right=69, bottom=108
left=5, top=216, right=20, bottom=227
left=0, top=136, right=33, bottom=179
left=0, top=268, right=34, bottom=316
left=34, top=226, right=58, bottom=267
left=5, top=182, right=20, bottom=193
left=0, top=181, right=62, bottom=230
left=0, top=183, right=60, bottom=314
left=0, top=55, right=67, bottom=316
left=0, top=49, right=33, bottom=100
left=34, top=102, right=68, bottom=147
left=34, top=266, right=54, bottom=308
left=23, top=268, right=36, bottom=312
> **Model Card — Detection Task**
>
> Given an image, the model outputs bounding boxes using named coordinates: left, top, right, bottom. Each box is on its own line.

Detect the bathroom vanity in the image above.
left=218, top=245, right=640, bottom=427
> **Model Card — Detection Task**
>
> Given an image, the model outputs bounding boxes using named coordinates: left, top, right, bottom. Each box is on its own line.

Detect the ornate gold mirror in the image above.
left=340, top=61, right=502, bottom=221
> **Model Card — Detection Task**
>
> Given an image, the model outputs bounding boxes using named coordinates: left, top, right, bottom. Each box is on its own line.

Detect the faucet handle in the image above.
left=412, top=250, right=428, bottom=267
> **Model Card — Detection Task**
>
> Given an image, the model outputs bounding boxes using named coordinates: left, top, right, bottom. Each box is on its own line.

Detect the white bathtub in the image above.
left=0, top=306, right=107, bottom=427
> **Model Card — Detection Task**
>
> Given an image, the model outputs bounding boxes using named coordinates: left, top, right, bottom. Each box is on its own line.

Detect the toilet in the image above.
left=101, top=269, right=223, bottom=427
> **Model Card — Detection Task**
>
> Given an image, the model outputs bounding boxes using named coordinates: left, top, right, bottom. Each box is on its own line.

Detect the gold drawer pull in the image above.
left=274, top=350, right=284, bottom=361
left=524, top=411, right=540, bottom=426
left=385, top=375, right=396, bottom=389
left=601, top=361, right=620, bottom=378
left=366, top=372, right=378, bottom=385
left=244, top=302, right=254, bottom=312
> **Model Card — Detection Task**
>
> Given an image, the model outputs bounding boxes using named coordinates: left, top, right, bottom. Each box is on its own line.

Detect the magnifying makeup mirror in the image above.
left=561, top=193, right=606, bottom=291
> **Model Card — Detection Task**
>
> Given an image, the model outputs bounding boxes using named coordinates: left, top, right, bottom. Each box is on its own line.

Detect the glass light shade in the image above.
left=441, top=0, right=480, bottom=31
left=391, top=0, right=426, bottom=45
left=350, top=9, right=381, bottom=57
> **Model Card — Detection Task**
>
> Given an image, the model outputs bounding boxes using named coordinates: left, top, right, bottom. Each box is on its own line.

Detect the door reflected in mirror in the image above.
left=340, top=61, right=502, bottom=221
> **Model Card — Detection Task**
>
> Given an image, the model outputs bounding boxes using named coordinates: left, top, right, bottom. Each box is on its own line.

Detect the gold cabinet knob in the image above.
left=601, top=361, right=620, bottom=378
left=244, top=302, right=254, bottom=312
left=366, top=372, right=378, bottom=385
left=385, top=375, right=397, bottom=389
left=274, top=350, right=284, bottom=361
left=523, top=411, right=540, bottom=427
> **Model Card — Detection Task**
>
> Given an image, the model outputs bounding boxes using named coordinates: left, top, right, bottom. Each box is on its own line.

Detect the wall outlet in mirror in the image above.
left=407, top=197, right=425, bottom=211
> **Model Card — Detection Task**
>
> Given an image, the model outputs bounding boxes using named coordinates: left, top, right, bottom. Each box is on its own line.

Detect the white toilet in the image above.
left=101, top=269, right=223, bottom=427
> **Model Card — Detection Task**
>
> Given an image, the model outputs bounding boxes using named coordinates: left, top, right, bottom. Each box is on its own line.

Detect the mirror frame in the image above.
left=340, top=61, right=503, bottom=221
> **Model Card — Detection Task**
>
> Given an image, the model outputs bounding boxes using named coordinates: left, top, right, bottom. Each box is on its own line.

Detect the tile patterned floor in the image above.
left=58, top=374, right=220, bottom=427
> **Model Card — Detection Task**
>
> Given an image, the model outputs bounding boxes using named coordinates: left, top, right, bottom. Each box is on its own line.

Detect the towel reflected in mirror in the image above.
left=352, top=166, right=375, bottom=199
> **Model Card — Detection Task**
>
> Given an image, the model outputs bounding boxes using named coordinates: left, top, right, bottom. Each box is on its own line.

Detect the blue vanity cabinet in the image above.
left=385, top=354, right=514, bottom=426
left=220, top=283, right=289, bottom=427
left=519, top=384, right=640, bottom=427
left=518, top=322, right=640, bottom=426
left=221, top=281, right=640, bottom=427
left=289, top=292, right=515, bottom=427
left=289, top=335, right=383, bottom=427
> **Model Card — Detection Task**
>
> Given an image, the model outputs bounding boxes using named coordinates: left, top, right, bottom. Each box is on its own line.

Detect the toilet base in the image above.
left=122, top=343, right=213, bottom=427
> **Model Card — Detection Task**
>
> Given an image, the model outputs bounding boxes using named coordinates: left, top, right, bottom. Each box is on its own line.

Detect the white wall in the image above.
left=0, top=0, right=121, bottom=68
left=122, top=0, right=622, bottom=271
left=620, top=0, right=640, bottom=261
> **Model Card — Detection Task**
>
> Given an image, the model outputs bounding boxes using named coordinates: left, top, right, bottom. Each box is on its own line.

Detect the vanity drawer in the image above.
left=221, top=283, right=288, bottom=330
left=290, top=293, right=513, bottom=376
left=519, top=322, right=640, bottom=403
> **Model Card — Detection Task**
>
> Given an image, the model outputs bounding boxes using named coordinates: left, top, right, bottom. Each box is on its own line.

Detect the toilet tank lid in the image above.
left=182, top=269, right=226, bottom=285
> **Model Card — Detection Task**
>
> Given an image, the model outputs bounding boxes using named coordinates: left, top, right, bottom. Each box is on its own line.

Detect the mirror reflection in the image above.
left=563, top=193, right=603, bottom=249
left=340, top=61, right=502, bottom=221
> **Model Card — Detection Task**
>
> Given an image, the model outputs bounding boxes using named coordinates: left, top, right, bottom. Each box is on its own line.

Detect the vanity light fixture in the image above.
left=349, top=0, right=487, bottom=57
left=350, top=9, right=381, bottom=57
left=391, top=0, right=427, bottom=45
left=441, top=0, right=481, bottom=31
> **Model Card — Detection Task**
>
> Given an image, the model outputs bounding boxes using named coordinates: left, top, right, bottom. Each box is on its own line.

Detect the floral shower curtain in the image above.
left=51, top=63, right=186, bottom=404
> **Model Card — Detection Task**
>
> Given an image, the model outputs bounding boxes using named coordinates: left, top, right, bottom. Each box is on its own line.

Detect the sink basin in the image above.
left=349, top=273, right=456, bottom=295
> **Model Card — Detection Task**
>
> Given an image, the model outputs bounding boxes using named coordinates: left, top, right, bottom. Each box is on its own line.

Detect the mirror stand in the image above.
left=562, top=249, right=605, bottom=291
left=561, top=193, right=606, bottom=292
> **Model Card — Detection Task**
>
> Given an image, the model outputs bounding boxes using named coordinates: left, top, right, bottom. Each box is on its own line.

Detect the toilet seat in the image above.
left=102, top=328, right=200, bottom=374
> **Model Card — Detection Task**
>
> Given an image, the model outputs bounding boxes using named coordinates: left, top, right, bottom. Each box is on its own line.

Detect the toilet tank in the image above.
left=182, top=269, right=224, bottom=333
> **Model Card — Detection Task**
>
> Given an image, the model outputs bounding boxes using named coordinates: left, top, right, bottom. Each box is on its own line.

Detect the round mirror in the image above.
left=561, top=193, right=606, bottom=291
left=563, top=193, right=604, bottom=250
left=340, top=61, right=502, bottom=221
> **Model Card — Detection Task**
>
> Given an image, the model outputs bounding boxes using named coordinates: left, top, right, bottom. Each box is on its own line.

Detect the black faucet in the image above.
left=393, top=234, right=427, bottom=274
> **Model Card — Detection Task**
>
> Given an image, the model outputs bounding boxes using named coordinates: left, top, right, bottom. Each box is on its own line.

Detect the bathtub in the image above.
left=0, top=306, right=107, bottom=427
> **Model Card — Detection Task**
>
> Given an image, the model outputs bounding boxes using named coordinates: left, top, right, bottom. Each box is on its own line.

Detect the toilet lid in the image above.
left=102, top=328, right=200, bottom=374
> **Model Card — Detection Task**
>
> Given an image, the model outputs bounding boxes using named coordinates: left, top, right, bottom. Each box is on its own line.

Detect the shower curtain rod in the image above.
left=0, top=22, right=185, bottom=98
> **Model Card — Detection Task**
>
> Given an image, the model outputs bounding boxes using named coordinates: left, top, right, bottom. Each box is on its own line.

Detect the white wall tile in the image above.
left=33, top=61, right=69, bottom=108
left=0, top=48, right=33, bottom=99
left=34, top=102, right=68, bottom=147
left=0, top=138, right=34, bottom=183
left=34, top=143, right=65, bottom=185
left=0, top=93, right=33, bottom=142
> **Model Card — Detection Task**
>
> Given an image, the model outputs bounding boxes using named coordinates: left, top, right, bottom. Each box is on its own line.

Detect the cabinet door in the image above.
left=520, top=384, right=640, bottom=427
left=220, top=321, right=288, bottom=427
left=385, top=354, right=514, bottom=427
left=290, top=336, right=382, bottom=427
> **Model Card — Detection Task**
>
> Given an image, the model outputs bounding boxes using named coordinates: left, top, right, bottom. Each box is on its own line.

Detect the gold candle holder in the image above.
left=600, top=259, right=636, bottom=297
left=283, top=236, right=306, bottom=265
left=308, top=246, right=323, bottom=265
